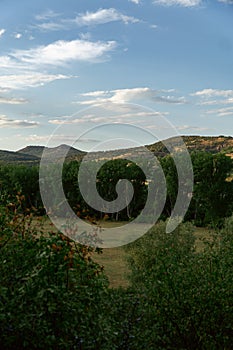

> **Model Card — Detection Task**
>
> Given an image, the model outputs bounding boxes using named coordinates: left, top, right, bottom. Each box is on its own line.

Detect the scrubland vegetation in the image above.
left=0, top=150, right=233, bottom=349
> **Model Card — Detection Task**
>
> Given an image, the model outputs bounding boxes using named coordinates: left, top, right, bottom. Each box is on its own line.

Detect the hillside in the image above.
left=84, top=135, right=233, bottom=160
left=1, top=136, right=233, bottom=165
left=0, top=150, right=39, bottom=165
left=17, top=146, right=46, bottom=158
left=147, top=135, right=233, bottom=157
left=18, top=144, right=86, bottom=161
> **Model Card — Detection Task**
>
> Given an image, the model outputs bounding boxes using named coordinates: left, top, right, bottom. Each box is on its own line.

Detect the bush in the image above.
left=125, top=221, right=233, bottom=349
left=1, top=197, right=233, bottom=349
left=0, top=202, right=109, bottom=349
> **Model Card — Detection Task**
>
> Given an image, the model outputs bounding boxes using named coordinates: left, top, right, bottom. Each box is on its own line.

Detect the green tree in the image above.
left=188, top=152, right=233, bottom=226
left=96, top=159, right=147, bottom=221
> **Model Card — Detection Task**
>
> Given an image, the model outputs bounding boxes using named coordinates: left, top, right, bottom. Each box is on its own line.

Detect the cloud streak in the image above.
left=0, top=39, right=116, bottom=69
left=74, top=8, right=140, bottom=26
left=35, top=22, right=66, bottom=31
left=176, top=125, right=210, bottom=132
left=129, top=0, right=141, bottom=3
left=0, top=73, right=70, bottom=91
left=48, top=111, right=167, bottom=126
left=0, top=115, right=39, bottom=128
left=192, top=88, right=233, bottom=106
left=153, top=0, right=201, bottom=6
left=79, top=87, right=187, bottom=106
left=0, top=29, right=5, bottom=37
left=192, top=88, right=233, bottom=98
left=218, top=0, right=233, bottom=4
left=35, top=8, right=140, bottom=32
left=35, top=10, right=61, bottom=21
left=0, top=96, right=28, bottom=104
left=206, top=107, right=233, bottom=117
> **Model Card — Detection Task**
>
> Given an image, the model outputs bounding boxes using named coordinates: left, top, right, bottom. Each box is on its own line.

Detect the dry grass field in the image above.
left=31, top=216, right=216, bottom=288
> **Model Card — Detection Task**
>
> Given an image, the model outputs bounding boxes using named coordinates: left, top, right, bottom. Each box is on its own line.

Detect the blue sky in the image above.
left=0, top=0, right=233, bottom=151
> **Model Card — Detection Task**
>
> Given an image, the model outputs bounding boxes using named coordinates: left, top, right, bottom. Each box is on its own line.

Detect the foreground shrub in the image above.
left=0, top=203, right=109, bottom=349
left=1, top=197, right=233, bottom=349
left=125, top=221, right=233, bottom=349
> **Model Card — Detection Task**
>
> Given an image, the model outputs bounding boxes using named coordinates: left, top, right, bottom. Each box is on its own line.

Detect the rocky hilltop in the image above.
left=147, top=135, right=233, bottom=157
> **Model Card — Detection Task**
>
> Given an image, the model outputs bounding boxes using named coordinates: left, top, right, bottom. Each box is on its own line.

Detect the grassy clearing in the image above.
left=31, top=216, right=216, bottom=288
left=31, top=217, right=130, bottom=288
left=94, top=224, right=216, bottom=288
left=93, top=247, right=130, bottom=288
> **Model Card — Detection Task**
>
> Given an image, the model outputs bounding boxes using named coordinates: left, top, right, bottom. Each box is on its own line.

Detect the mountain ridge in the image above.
left=18, top=144, right=85, bottom=160
left=1, top=135, right=233, bottom=165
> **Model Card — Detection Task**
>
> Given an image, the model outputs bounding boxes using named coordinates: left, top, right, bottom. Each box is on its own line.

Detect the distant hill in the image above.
left=17, top=146, right=46, bottom=158
left=147, top=135, right=233, bottom=157
left=0, top=144, right=86, bottom=165
left=84, top=136, right=233, bottom=160
left=18, top=144, right=86, bottom=161
left=0, top=150, right=39, bottom=165
left=1, top=136, right=233, bottom=165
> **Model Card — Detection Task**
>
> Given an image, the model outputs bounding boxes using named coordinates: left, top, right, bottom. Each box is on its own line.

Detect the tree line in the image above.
left=0, top=150, right=233, bottom=227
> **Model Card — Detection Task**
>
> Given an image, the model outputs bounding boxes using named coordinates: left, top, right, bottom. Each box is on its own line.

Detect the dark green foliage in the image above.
left=160, top=152, right=233, bottom=227
left=0, top=202, right=108, bottom=349
left=0, top=164, right=42, bottom=211
left=1, top=147, right=233, bottom=349
left=1, top=196, right=233, bottom=348
left=96, top=159, right=147, bottom=221
left=125, top=221, right=233, bottom=349
left=187, top=152, right=233, bottom=226
left=1, top=151, right=233, bottom=226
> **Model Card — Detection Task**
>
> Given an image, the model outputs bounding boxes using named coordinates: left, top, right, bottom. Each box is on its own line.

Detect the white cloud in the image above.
left=0, top=96, right=28, bottom=104
left=14, top=33, right=22, bottom=39
left=0, top=73, right=70, bottom=91
left=25, top=134, right=50, bottom=142
left=81, top=90, right=109, bottom=97
left=199, top=98, right=233, bottom=106
left=150, top=24, right=158, bottom=29
left=206, top=107, right=233, bottom=117
left=34, top=10, right=64, bottom=32
left=35, top=22, right=66, bottom=31
left=35, top=8, right=140, bottom=33
left=79, top=32, right=92, bottom=40
left=129, top=0, right=141, bottom=3
left=0, top=88, right=9, bottom=93
left=192, top=88, right=233, bottom=98
left=49, top=118, right=92, bottom=125
left=49, top=111, right=166, bottom=126
left=0, top=115, right=39, bottom=128
left=35, top=10, right=60, bottom=21
left=223, top=98, right=233, bottom=104
left=0, top=29, right=5, bottom=37
left=74, top=8, right=140, bottom=26
left=176, top=125, right=210, bottom=132
left=23, top=113, right=47, bottom=119
left=0, top=55, right=24, bottom=70
left=25, top=134, right=79, bottom=144
left=10, top=39, right=116, bottom=67
left=79, top=87, right=187, bottom=106
left=218, top=0, right=233, bottom=4
left=0, top=39, right=115, bottom=93
left=192, top=88, right=233, bottom=106
left=110, top=87, right=153, bottom=103
left=153, top=0, right=201, bottom=6
left=198, top=100, right=219, bottom=106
